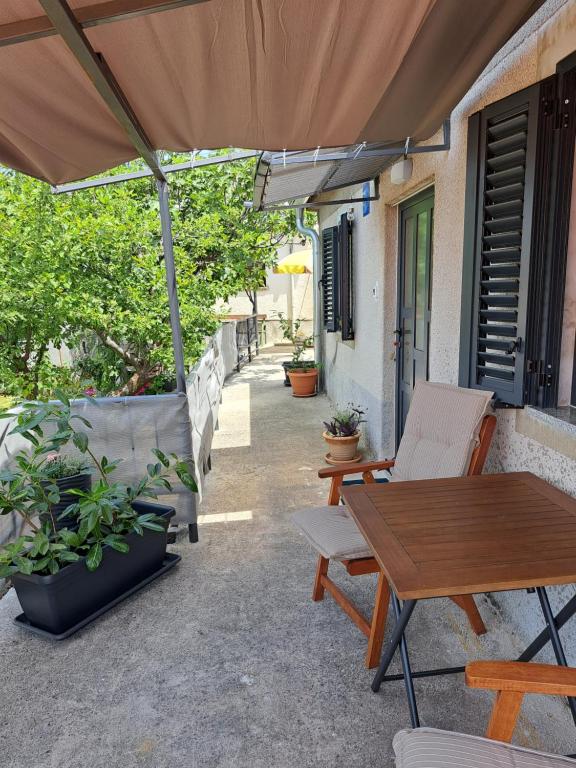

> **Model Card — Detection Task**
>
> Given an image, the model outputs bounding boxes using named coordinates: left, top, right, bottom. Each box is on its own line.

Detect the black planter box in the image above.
left=282, top=361, right=294, bottom=386
left=41, top=472, right=92, bottom=530
left=12, top=501, right=175, bottom=636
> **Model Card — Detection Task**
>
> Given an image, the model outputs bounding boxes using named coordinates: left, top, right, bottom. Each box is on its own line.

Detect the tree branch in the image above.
left=96, top=332, right=141, bottom=370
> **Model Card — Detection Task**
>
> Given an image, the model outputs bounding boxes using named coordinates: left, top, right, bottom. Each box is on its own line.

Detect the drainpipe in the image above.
left=295, top=207, right=324, bottom=390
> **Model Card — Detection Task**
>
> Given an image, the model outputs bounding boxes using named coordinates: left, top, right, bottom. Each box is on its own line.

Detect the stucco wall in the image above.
left=319, top=199, right=392, bottom=457
left=218, top=241, right=314, bottom=345
left=318, top=0, right=576, bottom=657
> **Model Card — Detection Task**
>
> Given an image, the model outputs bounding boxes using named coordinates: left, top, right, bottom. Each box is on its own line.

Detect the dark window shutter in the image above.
left=339, top=213, right=354, bottom=340
left=321, top=226, right=339, bottom=332
left=459, top=80, right=558, bottom=406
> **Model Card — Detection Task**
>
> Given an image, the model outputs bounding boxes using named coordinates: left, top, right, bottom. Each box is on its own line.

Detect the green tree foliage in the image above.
left=0, top=155, right=297, bottom=398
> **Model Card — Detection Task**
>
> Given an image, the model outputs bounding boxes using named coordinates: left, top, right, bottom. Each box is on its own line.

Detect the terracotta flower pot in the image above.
left=323, top=431, right=361, bottom=462
left=287, top=367, right=318, bottom=397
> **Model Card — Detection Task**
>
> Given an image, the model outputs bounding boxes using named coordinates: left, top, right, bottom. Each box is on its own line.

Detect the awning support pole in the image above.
left=38, top=0, right=167, bottom=183
left=38, top=0, right=187, bottom=393
left=157, top=179, right=187, bottom=393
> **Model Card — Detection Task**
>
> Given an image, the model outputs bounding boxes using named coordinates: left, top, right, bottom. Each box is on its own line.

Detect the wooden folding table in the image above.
left=341, top=471, right=576, bottom=727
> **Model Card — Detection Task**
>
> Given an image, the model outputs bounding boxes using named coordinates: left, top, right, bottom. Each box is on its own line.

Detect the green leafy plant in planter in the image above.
left=275, top=312, right=319, bottom=396
left=276, top=312, right=314, bottom=366
left=0, top=392, right=197, bottom=579
left=40, top=454, right=92, bottom=532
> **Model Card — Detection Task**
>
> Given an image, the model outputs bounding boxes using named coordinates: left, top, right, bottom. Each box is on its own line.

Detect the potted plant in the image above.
left=323, top=405, right=366, bottom=463
left=288, top=362, right=320, bottom=398
left=275, top=313, right=315, bottom=387
left=41, top=455, right=91, bottom=530
left=0, top=392, right=197, bottom=638
left=274, top=312, right=318, bottom=396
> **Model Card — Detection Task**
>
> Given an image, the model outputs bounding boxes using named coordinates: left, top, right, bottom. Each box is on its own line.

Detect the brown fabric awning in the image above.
left=0, top=0, right=544, bottom=185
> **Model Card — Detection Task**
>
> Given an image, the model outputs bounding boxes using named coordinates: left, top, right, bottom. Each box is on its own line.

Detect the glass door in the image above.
left=396, top=189, right=434, bottom=445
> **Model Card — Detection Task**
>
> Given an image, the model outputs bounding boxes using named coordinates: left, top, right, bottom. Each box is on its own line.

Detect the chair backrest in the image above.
left=391, top=381, right=495, bottom=482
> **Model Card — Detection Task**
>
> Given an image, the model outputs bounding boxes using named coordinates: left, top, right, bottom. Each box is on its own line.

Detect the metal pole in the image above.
left=372, top=598, right=417, bottom=692
left=157, top=178, right=187, bottom=392
left=391, top=593, right=420, bottom=728
left=0, top=0, right=209, bottom=49
left=39, top=0, right=167, bottom=183
left=295, top=208, right=324, bottom=390
left=536, top=587, right=576, bottom=724
left=518, top=593, right=576, bottom=662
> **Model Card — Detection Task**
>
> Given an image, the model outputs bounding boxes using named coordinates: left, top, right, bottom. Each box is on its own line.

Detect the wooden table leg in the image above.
left=365, top=571, right=390, bottom=669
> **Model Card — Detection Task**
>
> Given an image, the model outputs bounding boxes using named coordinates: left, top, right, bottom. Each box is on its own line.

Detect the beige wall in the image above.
left=318, top=0, right=576, bottom=650
left=217, top=241, right=314, bottom=345
left=320, top=0, right=575, bottom=452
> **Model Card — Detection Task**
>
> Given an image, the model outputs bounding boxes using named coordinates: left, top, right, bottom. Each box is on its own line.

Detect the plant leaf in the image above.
left=140, top=520, right=164, bottom=532
left=151, top=448, right=169, bottom=468
left=73, top=431, right=89, bottom=453
left=59, top=551, right=81, bottom=563
left=86, top=542, right=103, bottom=571
left=59, top=529, right=81, bottom=548
left=13, top=556, right=34, bottom=575
left=54, top=389, right=70, bottom=407
left=108, top=539, right=129, bottom=553
left=175, top=463, right=198, bottom=493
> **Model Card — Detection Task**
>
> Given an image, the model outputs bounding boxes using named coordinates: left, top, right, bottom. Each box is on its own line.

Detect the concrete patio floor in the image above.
left=0, top=351, right=574, bottom=767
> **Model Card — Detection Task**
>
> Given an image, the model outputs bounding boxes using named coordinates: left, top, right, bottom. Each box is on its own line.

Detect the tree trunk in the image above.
left=117, top=365, right=161, bottom=396
left=96, top=332, right=160, bottom=396
left=31, top=343, right=47, bottom=400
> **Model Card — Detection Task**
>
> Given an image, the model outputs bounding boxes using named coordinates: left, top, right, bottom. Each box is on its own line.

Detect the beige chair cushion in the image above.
left=393, top=728, right=576, bottom=768
left=292, top=382, right=494, bottom=561
left=391, top=381, right=494, bottom=482
left=291, top=505, right=372, bottom=560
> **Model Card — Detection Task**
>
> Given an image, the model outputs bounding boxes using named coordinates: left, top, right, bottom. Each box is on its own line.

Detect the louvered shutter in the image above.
left=322, top=226, right=339, bottom=332
left=459, top=82, right=555, bottom=406
left=339, top=213, right=354, bottom=341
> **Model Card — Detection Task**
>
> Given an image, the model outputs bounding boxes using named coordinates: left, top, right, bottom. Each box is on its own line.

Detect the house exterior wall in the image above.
left=317, top=0, right=576, bottom=658
left=217, top=241, right=314, bottom=346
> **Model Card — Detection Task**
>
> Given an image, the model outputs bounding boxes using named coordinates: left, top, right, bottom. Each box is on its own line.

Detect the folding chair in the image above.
left=292, top=381, right=496, bottom=668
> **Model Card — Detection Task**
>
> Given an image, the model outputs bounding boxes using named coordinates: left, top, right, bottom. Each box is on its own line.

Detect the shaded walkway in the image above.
left=0, top=352, right=572, bottom=767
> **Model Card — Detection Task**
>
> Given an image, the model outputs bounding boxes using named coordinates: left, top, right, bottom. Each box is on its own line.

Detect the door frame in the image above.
left=395, top=186, right=435, bottom=448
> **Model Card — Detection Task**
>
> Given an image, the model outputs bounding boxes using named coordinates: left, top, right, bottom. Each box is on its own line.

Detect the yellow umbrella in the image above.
left=273, top=249, right=313, bottom=274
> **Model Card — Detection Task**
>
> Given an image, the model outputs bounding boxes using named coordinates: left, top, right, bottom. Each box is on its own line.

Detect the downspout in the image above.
left=295, top=207, right=324, bottom=391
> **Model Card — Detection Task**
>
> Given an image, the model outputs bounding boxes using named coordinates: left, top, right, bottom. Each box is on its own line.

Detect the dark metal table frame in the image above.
left=372, top=587, right=576, bottom=728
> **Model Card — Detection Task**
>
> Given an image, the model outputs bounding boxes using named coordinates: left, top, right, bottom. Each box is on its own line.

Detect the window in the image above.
left=459, top=57, right=576, bottom=407
left=321, top=225, right=339, bottom=332
left=321, top=214, right=355, bottom=339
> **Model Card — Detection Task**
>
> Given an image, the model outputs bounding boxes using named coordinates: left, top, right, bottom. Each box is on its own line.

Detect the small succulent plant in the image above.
left=323, top=404, right=366, bottom=437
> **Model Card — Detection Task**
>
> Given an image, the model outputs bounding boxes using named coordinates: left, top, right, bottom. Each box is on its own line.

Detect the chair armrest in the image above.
left=466, top=661, right=576, bottom=697
left=318, top=459, right=394, bottom=479
left=318, top=459, right=395, bottom=479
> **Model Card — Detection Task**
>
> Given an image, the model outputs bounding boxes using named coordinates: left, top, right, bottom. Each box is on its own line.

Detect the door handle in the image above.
left=506, top=336, right=522, bottom=354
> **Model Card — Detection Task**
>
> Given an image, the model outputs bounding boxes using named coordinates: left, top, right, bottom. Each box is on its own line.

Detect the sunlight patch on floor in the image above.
left=212, top=382, right=251, bottom=449
left=197, top=510, right=253, bottom=524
